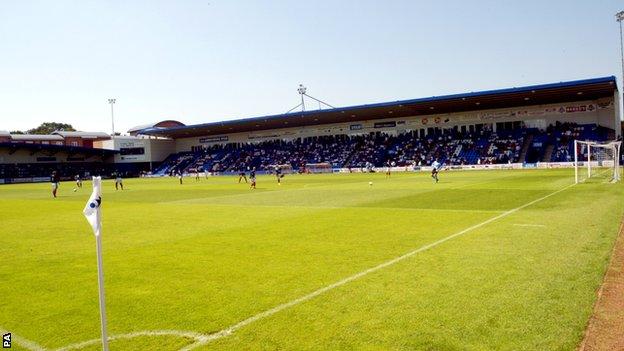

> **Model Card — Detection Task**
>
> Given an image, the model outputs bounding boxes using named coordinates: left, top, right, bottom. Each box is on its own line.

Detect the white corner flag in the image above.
left=83, top=176, right=102, bottom=236
left=83, top=176, right=109, bottom=351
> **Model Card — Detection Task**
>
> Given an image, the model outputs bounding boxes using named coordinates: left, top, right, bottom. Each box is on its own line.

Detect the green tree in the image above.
left=27, top=122, right=76, bottom=135
left=10, top=130, right=24, bottom=134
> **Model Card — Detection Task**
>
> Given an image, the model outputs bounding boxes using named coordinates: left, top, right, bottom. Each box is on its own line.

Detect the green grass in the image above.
left=0, top=169, right=622, bottom=350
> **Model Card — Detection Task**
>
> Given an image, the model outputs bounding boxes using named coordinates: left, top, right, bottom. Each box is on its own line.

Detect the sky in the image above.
left=0, top=0, right=623, bottom=134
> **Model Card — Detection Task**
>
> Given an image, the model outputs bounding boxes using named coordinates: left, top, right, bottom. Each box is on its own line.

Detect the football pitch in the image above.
left=1, top=169, right=623, bottom=350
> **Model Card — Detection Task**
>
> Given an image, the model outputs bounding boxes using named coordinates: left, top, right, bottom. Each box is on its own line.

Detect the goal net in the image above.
left=272, top=164, right=294, bottom=174
left=305, top=162, right=333, bottom=173
left=574, top=140, right=622, bottom=183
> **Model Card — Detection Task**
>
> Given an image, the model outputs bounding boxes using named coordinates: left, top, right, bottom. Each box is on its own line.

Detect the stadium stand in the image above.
left=0, top=142, right=145, bottom=181
left=0, top=162, right=148, bottom=181
left=1, top=122, right=613, bottom=181
left=148, top=122, right=610, bottom=174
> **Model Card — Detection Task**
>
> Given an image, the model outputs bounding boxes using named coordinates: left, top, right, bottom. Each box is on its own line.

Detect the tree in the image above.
left=10, top=130, right=24, bottom=134
left=27, top=122, right=76, bottom=135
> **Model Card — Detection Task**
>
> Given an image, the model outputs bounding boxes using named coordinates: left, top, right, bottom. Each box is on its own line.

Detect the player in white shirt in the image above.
left=431, top=160, right=442, bottom=183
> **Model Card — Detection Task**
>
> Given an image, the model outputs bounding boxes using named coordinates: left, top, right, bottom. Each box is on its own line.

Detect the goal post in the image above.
left=574, top=140, right=621, bottom=183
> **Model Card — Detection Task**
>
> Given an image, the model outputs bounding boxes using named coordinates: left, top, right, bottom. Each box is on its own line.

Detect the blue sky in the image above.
left=0, top=0, right=622, bottom=133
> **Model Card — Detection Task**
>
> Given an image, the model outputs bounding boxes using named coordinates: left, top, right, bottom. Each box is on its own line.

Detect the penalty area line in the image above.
left=181, top=182, right=577, bottom=350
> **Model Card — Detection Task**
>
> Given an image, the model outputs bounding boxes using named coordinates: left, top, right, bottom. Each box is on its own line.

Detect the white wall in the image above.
left=94, top=137, right=175, bottom=163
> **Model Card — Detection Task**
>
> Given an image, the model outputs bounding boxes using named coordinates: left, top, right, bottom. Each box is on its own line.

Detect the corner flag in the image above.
left=83, top=176, right=102, bottom=236
left=83, top=176, right=109, bottom=351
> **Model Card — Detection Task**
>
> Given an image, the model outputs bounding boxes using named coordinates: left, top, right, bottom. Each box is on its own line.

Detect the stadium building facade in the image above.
left=0, top=132, right=173, bottom=183
left=135, top=76, right=620, bottom=175
left=0, top=76, right=621, bottom=182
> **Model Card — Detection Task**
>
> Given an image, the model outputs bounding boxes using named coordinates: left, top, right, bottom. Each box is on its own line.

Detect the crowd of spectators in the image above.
left=550, top=122, right=608, bottom=162
left=161, top=126, right=538, bottom=174
left=149, top=122, right=611, bottom=176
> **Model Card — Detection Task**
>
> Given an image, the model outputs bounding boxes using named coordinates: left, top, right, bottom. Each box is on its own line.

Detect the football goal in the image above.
left=574, top=140, right=622, bottom=183
left=305, top=163, right=333, bottom=173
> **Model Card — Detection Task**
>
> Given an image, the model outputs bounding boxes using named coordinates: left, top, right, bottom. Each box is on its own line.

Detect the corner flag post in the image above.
left=95, top=222, right=109, bottom=351
left=83, top=176, right=109, bottom=351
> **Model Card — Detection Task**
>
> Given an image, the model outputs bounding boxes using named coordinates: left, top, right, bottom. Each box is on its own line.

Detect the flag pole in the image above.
left=84, top=176, right=109, bottom=350
left=95, top=229, right=109, bottom=351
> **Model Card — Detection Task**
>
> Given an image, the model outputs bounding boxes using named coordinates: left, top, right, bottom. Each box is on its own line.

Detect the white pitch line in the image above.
left=56, top=330, right=210, bottom=351
left=0, top=327, right=46, bottom=351
left=513, top=223, right=546, bottom=228
left=180, top=182, right=577, bottom=350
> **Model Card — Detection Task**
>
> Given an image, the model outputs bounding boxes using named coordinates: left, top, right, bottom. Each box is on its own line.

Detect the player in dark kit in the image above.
left=249, top=168, right=256, bottom=189
left=51, top=171, right=60, bottom=198
left=238, top=167, right=248, bottom=183
left=112, top=171, right=124, bottom=190
left=275, top=165, right=284, bottom=185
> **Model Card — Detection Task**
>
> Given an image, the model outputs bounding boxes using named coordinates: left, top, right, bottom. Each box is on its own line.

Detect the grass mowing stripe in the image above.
left=0, top=326, right=46, bottom=351
left=180, top=182, right=577, bottom=350
left=160, top=202, right=505, bottom=213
